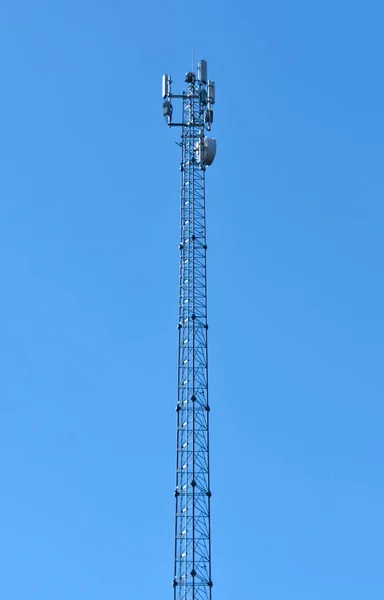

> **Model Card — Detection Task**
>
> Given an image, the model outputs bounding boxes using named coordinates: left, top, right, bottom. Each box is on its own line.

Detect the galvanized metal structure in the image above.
left=162, top=60, right=216, bottom=600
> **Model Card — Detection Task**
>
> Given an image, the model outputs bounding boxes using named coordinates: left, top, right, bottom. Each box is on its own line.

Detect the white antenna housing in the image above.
left=207, top=81, right=215, bottom=104
left=162, top=74, right=171, bottom=98
left=197, top=60, right=208, bottom=84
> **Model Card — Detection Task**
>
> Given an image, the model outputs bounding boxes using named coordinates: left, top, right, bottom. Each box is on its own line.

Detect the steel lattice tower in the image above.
left=162, top=60, right=216, bottom=600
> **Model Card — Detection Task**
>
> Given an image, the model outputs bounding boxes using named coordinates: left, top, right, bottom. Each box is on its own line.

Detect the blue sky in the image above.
left=1, top=1, right=383, bottom=598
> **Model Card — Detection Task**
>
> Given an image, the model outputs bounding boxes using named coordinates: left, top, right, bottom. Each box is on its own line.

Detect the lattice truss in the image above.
left=173, top=83, right=212, bottom=600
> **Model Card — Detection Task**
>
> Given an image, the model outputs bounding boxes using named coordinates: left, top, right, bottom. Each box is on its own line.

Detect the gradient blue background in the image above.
left=1, top=1, right=383, bottom=598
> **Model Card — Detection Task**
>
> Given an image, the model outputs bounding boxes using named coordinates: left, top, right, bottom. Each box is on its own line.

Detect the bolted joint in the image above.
left=191, top=480, right=196, bottom=488
left=174, top=490, right=180, bottom=497
left=207, top=580, right=213, bottom=588
left=173, top=579, right=178, bottom=588
left=190, top=569, right=196, bottom=577
left=206, top=490, right=212, bottom=497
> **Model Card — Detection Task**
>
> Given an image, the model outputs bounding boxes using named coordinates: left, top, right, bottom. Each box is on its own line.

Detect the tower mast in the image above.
left=162, top=60, right=216, bottom=600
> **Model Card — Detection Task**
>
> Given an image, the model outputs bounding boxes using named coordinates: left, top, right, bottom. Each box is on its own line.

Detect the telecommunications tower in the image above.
left=162, top=59, right=216, bottom=600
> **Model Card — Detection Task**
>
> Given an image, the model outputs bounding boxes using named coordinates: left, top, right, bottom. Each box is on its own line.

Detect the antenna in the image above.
left=161, top=60, right=217, bottom=600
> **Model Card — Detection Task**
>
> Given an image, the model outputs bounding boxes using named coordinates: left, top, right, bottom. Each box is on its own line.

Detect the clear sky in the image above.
left=1, top=1, right=383, bottom=598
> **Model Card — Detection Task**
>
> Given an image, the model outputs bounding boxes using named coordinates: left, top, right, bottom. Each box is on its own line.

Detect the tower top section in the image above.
left=161, top=59, right=216, bottom=168
left=162, top=59, right=216, bottom=131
